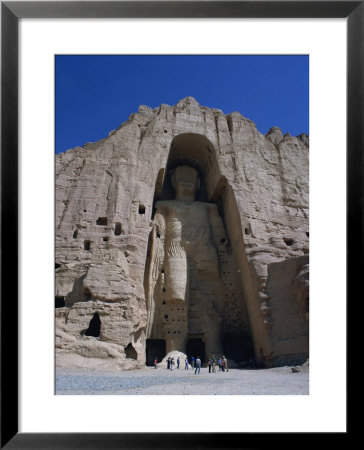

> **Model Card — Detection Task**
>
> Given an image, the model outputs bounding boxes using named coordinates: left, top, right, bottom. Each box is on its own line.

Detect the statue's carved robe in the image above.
left=146, top=199, right=227, bottom=355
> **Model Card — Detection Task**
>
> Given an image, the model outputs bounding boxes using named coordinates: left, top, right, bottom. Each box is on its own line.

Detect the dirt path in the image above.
left=56, top=364, right=309, bottom=395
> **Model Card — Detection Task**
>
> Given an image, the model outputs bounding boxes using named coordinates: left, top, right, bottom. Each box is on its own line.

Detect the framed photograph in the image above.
left=2, top=1, right=357, bottom=447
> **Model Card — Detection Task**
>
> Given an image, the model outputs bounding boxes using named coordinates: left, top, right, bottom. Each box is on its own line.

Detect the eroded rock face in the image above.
left=55, top=97, right=309, bottom=370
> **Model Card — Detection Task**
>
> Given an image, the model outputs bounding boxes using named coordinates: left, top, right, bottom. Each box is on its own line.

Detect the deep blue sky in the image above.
left=56, top=55, right=308, bottom=154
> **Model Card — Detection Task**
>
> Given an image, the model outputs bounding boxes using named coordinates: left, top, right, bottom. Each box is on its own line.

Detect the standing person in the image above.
left=185, top=357, right=189, bottom=370
left=208, top=358, right=212, bottom=373
left=194, top=356, right=201, bottom=374
left=154, top=357, right=158, bottom=369
left=222, top=356, right=228, bottom=372
left=177, top=356, right=180, bottom=369
left=191, top=356, right=195, bottom=369
left=211, top=355, right=216, bottom=373
left=167, top=357, right=171, bottom=370
left=218, top=357, right=222, bottom=371
left=171, top=357, right=175, bottom=370
left=212, top=355, right=216, bottom=373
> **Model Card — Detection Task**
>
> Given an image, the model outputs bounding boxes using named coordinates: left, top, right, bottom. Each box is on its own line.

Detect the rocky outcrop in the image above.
left=55, top=96, right=309, bottom=370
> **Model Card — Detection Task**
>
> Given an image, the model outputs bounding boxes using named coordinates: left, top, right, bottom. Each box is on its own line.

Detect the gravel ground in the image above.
left=56, top=365, right=309, bottom=395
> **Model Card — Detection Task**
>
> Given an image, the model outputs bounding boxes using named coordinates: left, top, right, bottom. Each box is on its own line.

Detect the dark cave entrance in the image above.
left=146, top=339, right=166, bottom=366
left=55, top=296, right=65, bottom=308
left=85, top=312, right=101, bottom=337
left=222, top=334, right=254, bottom=363
left=186, top=338, right=205, bottom=364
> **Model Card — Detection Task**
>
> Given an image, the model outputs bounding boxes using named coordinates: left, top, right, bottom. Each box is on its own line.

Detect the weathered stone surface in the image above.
left=264, top=255, right=309, bottom=367
left=55, top=96, right=309, bottom=370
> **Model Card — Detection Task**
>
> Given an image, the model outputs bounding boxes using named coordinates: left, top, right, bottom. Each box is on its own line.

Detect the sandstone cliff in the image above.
left=55, top=97, right=309, bottom=369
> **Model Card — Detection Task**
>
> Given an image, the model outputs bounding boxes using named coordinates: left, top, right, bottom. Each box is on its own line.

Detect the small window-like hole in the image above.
left=96, top=217, right=108, bottom=226
left=245, top=228, right=250, bottom=235
left=156, top=232, right=161, bottom=238
left=162, top=288, right=166, bottom=292
left=55, top=296, right=65, bottom=308
left=138, top=204, right=145, bottom=214
left=55, top=263, right=61, bottom=269
left=164, top=315, right=168, bottom=319
left=220, top=238, right=226, bottom=244
left=84, top=240, right=91, bottom=250
left=103, top=237, right=109, bottom=242
left=162, top=301, right=166, bottom=305
left=114, top=222, right=122, bottom=236
left=306, top=231, right=309, bottom=237
left=73, top=230, right=78, bottom=239
left=284, top=238, right=294, bottom=246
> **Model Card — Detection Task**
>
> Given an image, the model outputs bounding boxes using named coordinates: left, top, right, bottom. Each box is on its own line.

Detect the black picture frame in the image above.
left=1, top=1, right=357, bottom=448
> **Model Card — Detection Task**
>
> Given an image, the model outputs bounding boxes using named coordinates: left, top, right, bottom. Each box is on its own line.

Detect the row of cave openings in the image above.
left=145, top=335, right=254, bottom=367
left=71, top=205, right=146, bottom=250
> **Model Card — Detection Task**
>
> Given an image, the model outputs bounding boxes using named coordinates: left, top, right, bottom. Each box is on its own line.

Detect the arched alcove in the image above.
left=144, top=132, right=257, bottom=363
left=157, top=133, right=222, bottom=203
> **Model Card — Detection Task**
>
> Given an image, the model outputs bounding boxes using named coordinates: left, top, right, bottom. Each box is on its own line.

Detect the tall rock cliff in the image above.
left=55, top=97, right=309, bottom=370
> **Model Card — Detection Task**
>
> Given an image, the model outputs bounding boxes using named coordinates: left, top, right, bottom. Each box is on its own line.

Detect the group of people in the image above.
left=157, top=354, right=229, bottom=374
left=165, top=356, right=181, bottom=370
left=207, top=355, right=229, bottom=373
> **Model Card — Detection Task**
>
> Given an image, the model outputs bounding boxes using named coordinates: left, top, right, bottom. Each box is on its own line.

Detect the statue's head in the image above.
left=171, top=165, right=200, bottom=201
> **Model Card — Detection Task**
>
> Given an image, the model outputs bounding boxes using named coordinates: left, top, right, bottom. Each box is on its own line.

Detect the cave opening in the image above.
left=222, top=334, right=254, bottom=363
left=146, top=339, right=166, bottom=366
left=96, top=217, right=108, bottom=226
left=114, top=222, right=122, bottom=236
left=186, top=338, right=205, bottom=364
left=125, top=342, right=138, bottom=360
left=85, top=312, right=101, bottom=337
left=55, top=296, right=65, bottom=308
